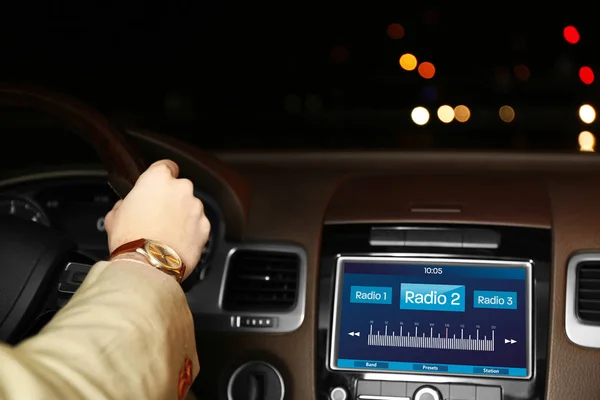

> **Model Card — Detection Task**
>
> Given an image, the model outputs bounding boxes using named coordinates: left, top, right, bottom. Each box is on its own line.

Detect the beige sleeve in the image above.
left=0, top=259, right=199, bottom=400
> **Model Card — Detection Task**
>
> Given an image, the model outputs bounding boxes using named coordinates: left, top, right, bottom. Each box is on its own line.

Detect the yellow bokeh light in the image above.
left=400, top=53, right=418, bottom=71
left=579, top=131, right=596, bottom=152
left=499, top=105, right=515, bottom=122
left=437, top=105, right=454, bottom=123
left=579, top=104, right=596, bottom=124
left=411, top=106, right=430, bottom=125
left=454, top=105, right=470, bottom=122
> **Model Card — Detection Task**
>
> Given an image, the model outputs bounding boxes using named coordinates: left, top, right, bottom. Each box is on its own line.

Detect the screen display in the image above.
left=329, top=257, right=532, bottom=379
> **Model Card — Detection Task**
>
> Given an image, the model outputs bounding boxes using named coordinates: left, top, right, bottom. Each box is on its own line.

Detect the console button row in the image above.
left=356, top=379, right=501, bottom=400
left=229, top=315, right=278, bottom=328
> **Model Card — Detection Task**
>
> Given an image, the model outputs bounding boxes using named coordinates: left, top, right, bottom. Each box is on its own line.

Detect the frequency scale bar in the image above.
left=367, top=324, right=495, bottom=351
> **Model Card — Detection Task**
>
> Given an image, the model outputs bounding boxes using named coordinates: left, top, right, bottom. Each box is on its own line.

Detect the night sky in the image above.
left=0, top=3, right=599, bottom=151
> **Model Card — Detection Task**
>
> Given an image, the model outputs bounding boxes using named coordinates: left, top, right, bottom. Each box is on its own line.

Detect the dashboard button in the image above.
left=405, top=229, right=462, bottom=248
left=354, top=361, right=389, bottom=369
left=356, top=380, right=381, bottom=395
left=475, top=386, right=501, bottom=400
left=381, top=381, right=407, bottom=396
left=329, top=387, right=348, bottom=400
left=408, top=383, right=449, bottom=399
left=235, top=316, right=277, bottom=328
left=414, top=386, right=441, bottom=400
left=473, top=367, right=509, bottom=375
left=412, top=363, right=449, bottom=372
left=449, top=384, right=476, bottom=400
left=58, top=262, right=92, bottom=294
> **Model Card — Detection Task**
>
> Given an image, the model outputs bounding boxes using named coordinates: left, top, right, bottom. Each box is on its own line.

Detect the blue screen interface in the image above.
left=332, top=259, right=530, bottom=378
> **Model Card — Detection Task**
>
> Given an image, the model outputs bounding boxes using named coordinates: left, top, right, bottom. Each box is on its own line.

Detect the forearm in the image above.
left=0, top=260, right=198, bottom=400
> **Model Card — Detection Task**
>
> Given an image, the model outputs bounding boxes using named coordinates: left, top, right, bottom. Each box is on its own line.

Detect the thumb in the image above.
left=104, top=199, right=122, bottom=232
left=145, top=159, right=180, bottom=178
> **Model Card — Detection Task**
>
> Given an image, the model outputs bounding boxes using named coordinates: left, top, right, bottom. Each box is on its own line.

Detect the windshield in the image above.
left=1, top=6, right=598, bottom=151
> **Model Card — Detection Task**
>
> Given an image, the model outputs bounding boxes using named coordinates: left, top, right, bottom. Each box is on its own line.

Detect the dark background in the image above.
left=0, top=3, right=599, bottom=151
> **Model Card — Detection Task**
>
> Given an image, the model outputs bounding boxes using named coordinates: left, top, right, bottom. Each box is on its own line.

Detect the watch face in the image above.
left=145, top=241, right=182, bottom=270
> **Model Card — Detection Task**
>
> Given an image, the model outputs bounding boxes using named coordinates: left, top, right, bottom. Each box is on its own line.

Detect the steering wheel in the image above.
left=0, top=85, right=145, bottom=342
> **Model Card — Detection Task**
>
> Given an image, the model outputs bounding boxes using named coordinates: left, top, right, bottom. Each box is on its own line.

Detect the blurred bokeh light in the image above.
left=437, top=105, right=454, bottom=123
left=421, top=86, right=438, bottom=102
left=411, top=107, right=430, bottom=125
left=499, top=106, right=516, bottom=122
left=579, top=131, right=596, bottom=152
left=579, top=66, right=594, bottom=85
left=330, top=45, right=349, bottom=63
left=305, top=94, right=322, bottom=113
left=564, top=26, right=580, bottom=44
left=454, top=105, right=470, bottom=122
left=514, top=64, right=530, bottom=82
left=284, top=94, right=302, bottom=113
left=400, top=53, right=418, bottom=71
left=387, top=23, right=405, bottom=39
left=418, top=62, right=436, bottom=79
left=579, top=104, right=596, bottom=124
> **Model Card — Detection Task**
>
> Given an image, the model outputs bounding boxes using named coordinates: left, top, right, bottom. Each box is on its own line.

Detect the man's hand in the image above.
left=104, top=159, right=211, bottom=280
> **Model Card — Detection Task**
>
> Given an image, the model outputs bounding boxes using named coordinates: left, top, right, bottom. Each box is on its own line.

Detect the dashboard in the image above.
left=4, top=129, right=600, bottom=400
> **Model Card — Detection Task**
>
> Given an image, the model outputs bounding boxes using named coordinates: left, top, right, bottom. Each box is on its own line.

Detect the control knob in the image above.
left=329, top=386, right=348, bottom=400
left=414, top=386, right=441, bottom=400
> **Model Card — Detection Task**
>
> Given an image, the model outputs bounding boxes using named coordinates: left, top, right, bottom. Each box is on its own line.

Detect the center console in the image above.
left=318, top=225, right=550, bottom=400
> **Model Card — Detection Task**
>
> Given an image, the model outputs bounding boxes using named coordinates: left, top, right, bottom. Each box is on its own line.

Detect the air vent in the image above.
left=566, top=254, right=600, bottom=348
left=577, top=262, right=600, bottom=323
left=222, top=250, right=300, bottom=312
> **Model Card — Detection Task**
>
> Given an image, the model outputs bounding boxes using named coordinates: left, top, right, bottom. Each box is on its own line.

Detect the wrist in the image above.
left=111, top=251, right=150, bottom=265
left=109, top=239, right=187, bottom=283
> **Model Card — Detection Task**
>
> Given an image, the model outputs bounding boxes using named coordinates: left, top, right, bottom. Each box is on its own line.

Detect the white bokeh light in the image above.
left=579, top=104, right=596, bottom=124
left=411, top=107, right=430, bottom=126
left=579, top=131, right=596, bottom=152
left=437, top=105, right=454, bottom=123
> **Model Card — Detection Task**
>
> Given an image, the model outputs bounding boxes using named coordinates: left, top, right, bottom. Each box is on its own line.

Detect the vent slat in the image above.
left=579, top=300, right=600, bottom=310
left=581, top=270, right=600, bottom=279
left=579, top=289, right=600, bottom=300
left=577, top=263, right=600, bottom=323
left=223, top=250, right=300, bottom=312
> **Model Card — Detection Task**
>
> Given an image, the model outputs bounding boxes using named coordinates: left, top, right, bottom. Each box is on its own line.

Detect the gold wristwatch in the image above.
left=110, top=239, right=186, bottom=283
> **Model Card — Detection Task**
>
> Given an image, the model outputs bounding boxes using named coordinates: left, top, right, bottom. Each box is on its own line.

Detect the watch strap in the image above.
left=110, top=238, right=147, bottom=259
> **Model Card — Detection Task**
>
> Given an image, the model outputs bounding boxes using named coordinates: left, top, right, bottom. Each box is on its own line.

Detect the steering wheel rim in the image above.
left=0, top=85, right=145, bottom=342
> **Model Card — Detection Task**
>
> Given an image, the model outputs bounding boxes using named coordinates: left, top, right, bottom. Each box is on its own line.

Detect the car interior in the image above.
left=1, top=4, right=600, bottom=400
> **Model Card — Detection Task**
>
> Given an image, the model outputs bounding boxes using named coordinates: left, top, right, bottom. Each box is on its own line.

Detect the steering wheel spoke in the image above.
left=57, top=261, right=93, bottom=296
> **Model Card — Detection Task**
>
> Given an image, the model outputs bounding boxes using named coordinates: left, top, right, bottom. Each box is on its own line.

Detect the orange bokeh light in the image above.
left=399, top=54, right=418, bottom=71
left=387, top=23, right=405, bottom=39
left=418, top=62, right=436, bottom=79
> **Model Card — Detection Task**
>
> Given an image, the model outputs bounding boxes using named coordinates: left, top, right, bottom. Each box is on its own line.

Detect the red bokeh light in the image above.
left=386, top=23, right=405, bottom=39
left=564, top=26, right=580, bottom=44
left=580, top=66, right=595, bottom=85
left=330, top=45, right=349, bottom=63
left=514, top=64, right=530, bottom=81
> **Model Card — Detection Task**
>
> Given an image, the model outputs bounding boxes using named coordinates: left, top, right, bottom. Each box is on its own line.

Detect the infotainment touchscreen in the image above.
left=329, top=257, right=532, bottom=379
